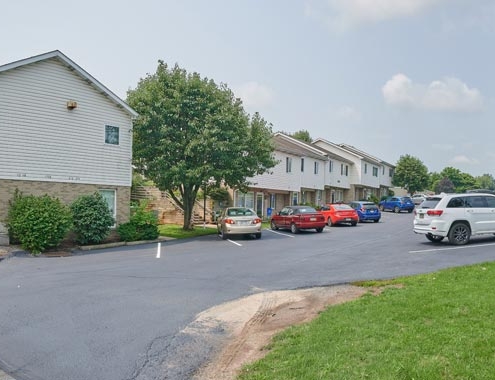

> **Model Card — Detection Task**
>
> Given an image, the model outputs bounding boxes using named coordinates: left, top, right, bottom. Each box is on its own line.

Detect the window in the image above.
left=382, top=167, right=385, bottom=175
left=328, top=160, right=333, bottom=173
left=341, top=164, right=344, bottom=175
left=301, top=158, right=305, bottom=172
left=389, top=168, right=393, bottom=177
left=345, top=165, right=349, bottom=176
left=235, top=191, right=254, bottom=208
left=105, top=125, right=119, bottom=145
left=99, top=189, right=116, bottom=226
left=314, top=162, right=319, bottom=174
left=286, top=157, right=292, bottom=173
left=364, top=164, right=368, bottom=174
left=373, top=167, right=378, bottom=177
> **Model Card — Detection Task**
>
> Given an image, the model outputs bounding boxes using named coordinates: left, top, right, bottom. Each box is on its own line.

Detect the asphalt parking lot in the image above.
left=1, top=211, right=495, bottom=380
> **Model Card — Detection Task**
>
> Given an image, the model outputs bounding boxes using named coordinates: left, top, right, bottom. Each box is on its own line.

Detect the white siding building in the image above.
left=0, top=50, right=138, bottom=244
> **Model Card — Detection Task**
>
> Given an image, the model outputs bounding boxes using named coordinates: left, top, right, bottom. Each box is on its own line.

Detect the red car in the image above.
left=270, top=205, right=326, bottom=233
left=319, top=203, right=359, bottom=226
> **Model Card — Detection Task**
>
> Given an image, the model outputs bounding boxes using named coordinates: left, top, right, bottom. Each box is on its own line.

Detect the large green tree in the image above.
left=127, top=62, right=277, bottom=230
left=475, top=173, right=495, bottom=190
left=392, top=155, right=429, bottom=194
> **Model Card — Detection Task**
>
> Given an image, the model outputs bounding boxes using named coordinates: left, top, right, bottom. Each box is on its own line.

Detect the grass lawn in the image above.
left=238, top=262, right=495, bottom=380
left=158, top=222, right=272, bottom=239
left=158, top=224, right=217, bottom=239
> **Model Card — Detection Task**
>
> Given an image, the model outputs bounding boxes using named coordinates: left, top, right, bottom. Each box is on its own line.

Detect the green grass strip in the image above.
left=239, top=263, right=495, bottom=380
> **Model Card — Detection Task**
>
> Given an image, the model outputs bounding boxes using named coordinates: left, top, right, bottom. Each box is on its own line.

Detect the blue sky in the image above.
left=2, top=0, right=494, bottom=176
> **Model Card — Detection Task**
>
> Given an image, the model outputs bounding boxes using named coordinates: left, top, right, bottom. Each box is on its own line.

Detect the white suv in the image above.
left=413, top=193, right=495, bottom=245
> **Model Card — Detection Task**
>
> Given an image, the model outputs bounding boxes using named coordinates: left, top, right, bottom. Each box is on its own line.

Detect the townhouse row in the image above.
left=230, top=133, right=395, bottom=219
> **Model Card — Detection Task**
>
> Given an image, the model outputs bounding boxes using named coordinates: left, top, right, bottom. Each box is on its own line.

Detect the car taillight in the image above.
left=427, top=210, right=443, bottom=216
left=360, top=207, right=365, bottom=212
left=224, top=218, right=236, bottom=224
left=252, top=218, right=262, bottom=224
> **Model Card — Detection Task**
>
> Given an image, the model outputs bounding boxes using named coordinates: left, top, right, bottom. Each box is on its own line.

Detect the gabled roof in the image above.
left=273, top=133, right=328, bottom=160
left=309, top=143, right=354, bottom=164
left=339, top=143, right=395, bottom=167
left=0, top=50, right=138, bottom=117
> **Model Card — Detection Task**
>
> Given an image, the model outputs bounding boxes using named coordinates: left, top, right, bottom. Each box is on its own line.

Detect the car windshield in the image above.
left=227, top=208, right=255, bottom=217
left=334, top=204, right=352, bottom=210
left=295, top=207, right=317, bottom=214
left=420, top=197, right=442, bottom=209
left=401, top=197, right=412, bottom=202
left=362, top=203, right=378, bottom=209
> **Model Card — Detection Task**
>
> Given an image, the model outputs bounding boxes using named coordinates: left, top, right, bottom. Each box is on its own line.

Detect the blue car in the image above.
left=379, top=196, right=415, bottom=213
left=349, top=201, right=381, bottom=223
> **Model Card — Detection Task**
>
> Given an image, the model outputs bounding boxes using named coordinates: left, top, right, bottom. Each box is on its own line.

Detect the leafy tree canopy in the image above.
left=291, top=130, right=313, bottom=144
left=475, top=173, right=495, bottom=190
left=392, top=155, right=429, bottom=194
left=435, top=177, right=455, bottom=193
left=127, top=61, right=277, bottom=229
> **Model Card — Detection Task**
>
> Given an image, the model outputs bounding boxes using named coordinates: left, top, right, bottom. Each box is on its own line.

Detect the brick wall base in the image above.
left=0, top=179, right=130, bottom=246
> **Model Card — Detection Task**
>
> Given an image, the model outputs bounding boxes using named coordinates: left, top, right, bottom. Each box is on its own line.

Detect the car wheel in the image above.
left=373, top=219, right=380, bottom=223
left=270, top=220, right=278, bottom=230
left=379, top=205, right=384, bottom=211
left=448, top=222, right=471, bottom=245
left=327, top=218, right=334, bottom=227
left=351, top=221, right=357, bottom=226
left=426, top=233, right=444, bottom=243
left=408, top=209, right=413, bottom=213
left=394, top=206, right=400, bottom=213
left=255, top=233, right=261, bottom=239
left=220, top=230, right=228, bottom=240
left=290, top=223, right=299, bottom=234
left=316, top=227, right=323, bottom=233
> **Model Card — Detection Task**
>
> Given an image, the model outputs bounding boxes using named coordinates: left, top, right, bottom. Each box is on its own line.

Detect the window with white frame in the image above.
left=105, top=125, right=119, bottom=145
left=301, top=158, right=305, bottom=172
left=286, top=157, right=292, bottom=173
left=373, top=167, right=378, bottom=177
left=99, top=189, right=116, bottom=226
left=341, top=163, right=344, bottom=175
left=364, top=163, right=368, bottom=174
left=345, top=165, right=349, bottom=176
left=389, top=168, right=393, bottom=177
left=314, top=162, right=319, bottom=174
left=235, top=191, right=255, bottom=209
left=329, top=160, right=333, bottom=173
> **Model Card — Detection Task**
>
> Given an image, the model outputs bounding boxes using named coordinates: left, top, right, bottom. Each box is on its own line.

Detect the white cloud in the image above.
left=234, top=82, right=274, bottom=109
left=305, top=0, right=444, bottom=30
left=451, top=155, right=479, bottom=165
left=382, top=73, right=484, bottom=112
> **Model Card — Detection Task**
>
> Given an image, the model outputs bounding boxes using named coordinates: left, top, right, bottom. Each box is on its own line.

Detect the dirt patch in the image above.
left=192, top=285, right=370, bottom=380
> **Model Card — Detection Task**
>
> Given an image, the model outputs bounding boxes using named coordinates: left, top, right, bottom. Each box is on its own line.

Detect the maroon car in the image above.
left=270, top=205, right=326, bottom=234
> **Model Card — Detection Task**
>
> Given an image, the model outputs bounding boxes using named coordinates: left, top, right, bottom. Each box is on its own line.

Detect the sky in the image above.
left=2, top=0, right=495, bottom=177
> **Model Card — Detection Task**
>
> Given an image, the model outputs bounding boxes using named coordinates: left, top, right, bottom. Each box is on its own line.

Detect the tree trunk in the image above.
left=182, top=192, right=196, bottom=230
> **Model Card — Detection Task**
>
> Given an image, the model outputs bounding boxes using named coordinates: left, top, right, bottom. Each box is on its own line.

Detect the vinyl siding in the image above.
left=0, top=58, right=133, bottom=186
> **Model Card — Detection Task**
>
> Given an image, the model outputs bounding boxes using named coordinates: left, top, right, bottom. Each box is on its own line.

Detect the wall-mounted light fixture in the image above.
left=66, top=100, right=78, bottom=110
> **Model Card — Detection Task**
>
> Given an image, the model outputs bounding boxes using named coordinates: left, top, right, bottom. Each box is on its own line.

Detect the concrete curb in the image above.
left=77, top=236, right=170, bottom=251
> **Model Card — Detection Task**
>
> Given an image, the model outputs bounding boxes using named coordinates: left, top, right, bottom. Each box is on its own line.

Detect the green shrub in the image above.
left=7, top=190, right=72, bottom=255
left=70, top=192, right=114, bottom=245
left=117, top=201, right=159, bottom=242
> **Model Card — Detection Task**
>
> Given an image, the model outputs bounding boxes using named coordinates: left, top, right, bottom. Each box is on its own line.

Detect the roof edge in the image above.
left=0, top=50, right=138, bottom=118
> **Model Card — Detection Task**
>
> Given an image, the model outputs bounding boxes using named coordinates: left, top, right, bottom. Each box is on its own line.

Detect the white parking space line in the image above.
left=228, top=240, right=243, bottom=246
left=266, top=229, right=295, bottom=238
left=156, top=242, right=161, bottom=258
left=410, top=242, right=495, bottom=254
